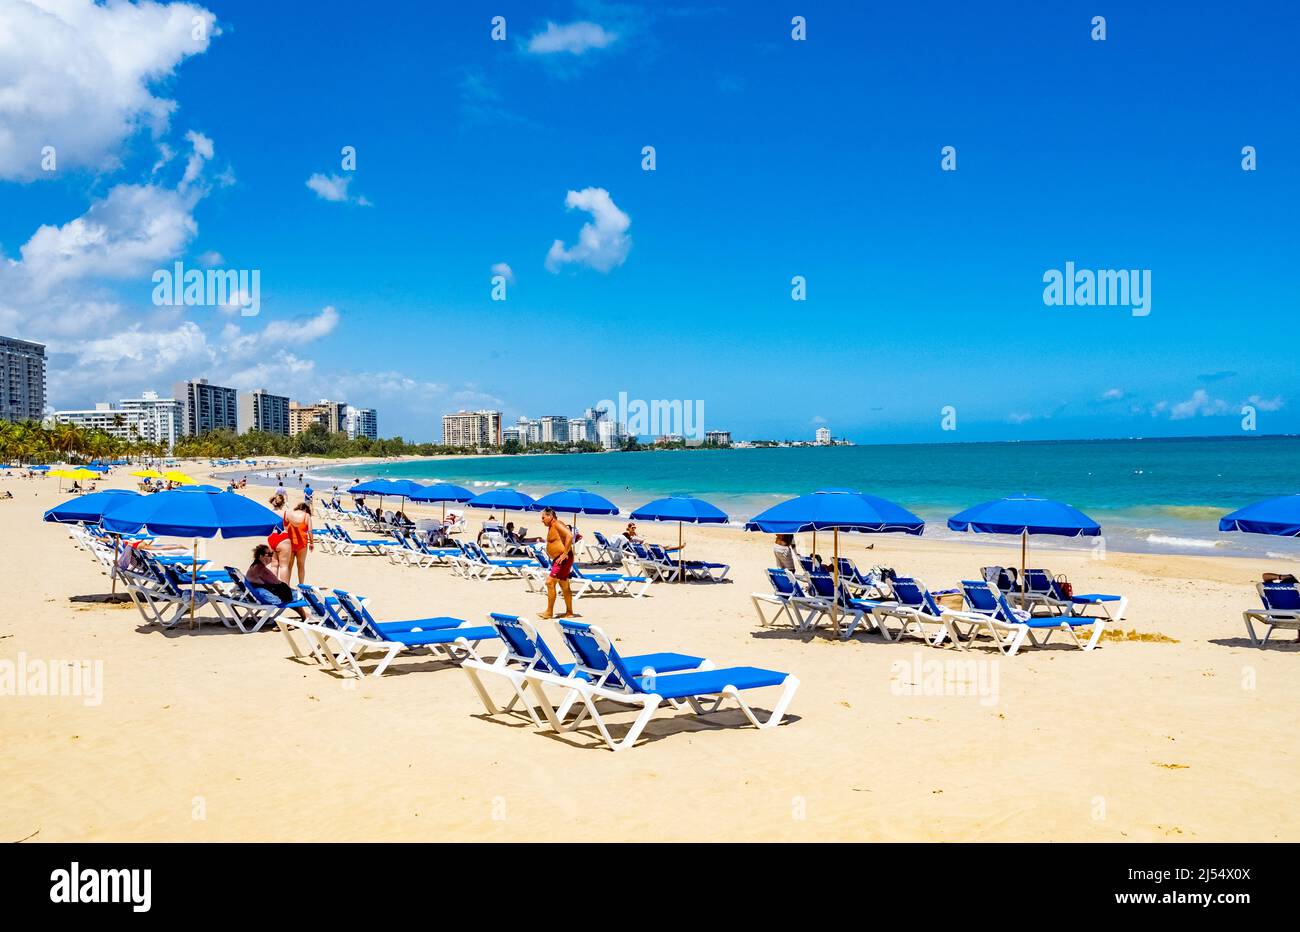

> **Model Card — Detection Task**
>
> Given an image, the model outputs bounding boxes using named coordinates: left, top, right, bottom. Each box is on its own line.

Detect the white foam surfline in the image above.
left=1145, top=534, right=1222, bottom=549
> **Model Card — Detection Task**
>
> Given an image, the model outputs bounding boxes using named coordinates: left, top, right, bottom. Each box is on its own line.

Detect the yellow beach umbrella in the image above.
left=162, top=471, right=196, bottom=485
left=131, top=468, right=164, bottom=479
left=51, top=468, right=98, bottom=480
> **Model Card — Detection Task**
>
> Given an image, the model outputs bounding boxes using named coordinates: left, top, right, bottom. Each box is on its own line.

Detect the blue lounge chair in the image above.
left=805, top=571, right=893, bottom=639
left=1243, top=583, right=1300, bottom=646
left=551, top=621, right=798, bottom=751
left=451, top=541, right=539, bottom=580
left=216, top=566, right=311, bottom=634
left=869, top=576, right=956, bottom=644
left=941, top=580, right=1106, bottom=655
left=647, top=543, right=730, bottom=582
left=463, top=613, right=709, bottom=728
left=287, top=587, right=497, bottom=677
left=751, top=568, right=820, bottom=629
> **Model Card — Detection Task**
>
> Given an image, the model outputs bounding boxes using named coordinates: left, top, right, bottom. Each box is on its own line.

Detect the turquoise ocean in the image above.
left=309, top=435, right=1300, bottom=559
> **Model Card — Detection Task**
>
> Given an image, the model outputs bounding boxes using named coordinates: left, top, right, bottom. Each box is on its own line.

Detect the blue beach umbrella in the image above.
left=31, top=464, right=50, bottom=472
left=947, top=494, right=1100, bottom=600
left=747, top=490, right=924, bottom=622
left=533, top=488, right=619, bottom=516
left=532, top=488, right=619, bottom=539
left=43, top=489, right=140, bottom=525
left=1219, top=494, right=1300, bottom=538
left=102, top=488, right=282, bottom=623
left=632, top=495, right=729, bottom=583
left=349, top=478, right=426, bottom=509
left=408, top=481, right=474, bottom=521
left=467, top=488, right=537, bottom=512
left=408, top=482, right=473, bottom=503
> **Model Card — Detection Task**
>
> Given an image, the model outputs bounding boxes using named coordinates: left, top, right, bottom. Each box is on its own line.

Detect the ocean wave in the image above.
left=1145, top=534, right=1223, bottom=549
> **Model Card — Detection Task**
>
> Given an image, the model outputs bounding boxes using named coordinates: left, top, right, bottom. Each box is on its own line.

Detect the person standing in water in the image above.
left=540, top=506, right=576, bottom=619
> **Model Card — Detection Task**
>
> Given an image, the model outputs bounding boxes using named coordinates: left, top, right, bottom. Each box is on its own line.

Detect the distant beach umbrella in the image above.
left=534, top=488, right=619, bottom=515
left=408, top=481, right=474, bottom=520
left=466, top=488, right=536, bottom=511
left=408, top=482, right=474, bottom=503
left=632, top=495, right=728, bottom=583
left=131, top=469, right=164, bottom=479
left=747, top=490, right=924, bottom=624
left=162, top=470, right=196, bottom=485
left=947, top=494, right=1100, bottom=603
left=1219, top=494, right=1300, bottom=538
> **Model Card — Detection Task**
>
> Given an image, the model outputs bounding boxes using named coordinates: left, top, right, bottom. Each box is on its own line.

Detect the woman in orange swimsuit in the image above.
left=282, top=501, right=314, bottom=585
left=266, top=493, right=293, bottom=582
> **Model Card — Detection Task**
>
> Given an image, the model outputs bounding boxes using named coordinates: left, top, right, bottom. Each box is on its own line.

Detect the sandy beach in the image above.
left=3, top=459, right=1297, bottom=843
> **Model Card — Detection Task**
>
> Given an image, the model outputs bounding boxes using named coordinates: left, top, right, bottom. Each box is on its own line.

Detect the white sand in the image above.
left=2, top=460, right=1297, bottom=842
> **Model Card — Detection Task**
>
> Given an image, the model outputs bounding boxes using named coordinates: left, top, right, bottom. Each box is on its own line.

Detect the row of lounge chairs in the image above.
left=64, top=528, right=797, bottom=751
left=585, top=532, right=731, bottom=582
left=754, top=568, right=1124, bottom=655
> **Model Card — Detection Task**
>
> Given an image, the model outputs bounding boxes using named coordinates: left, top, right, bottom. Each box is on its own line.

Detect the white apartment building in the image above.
left=50, top=404, right=147, bottom=441
left=539, top=415, right=569, bottom=444
left=119, top=392, right=182, bottom=449
left=442, top=410, right=502, bottom=448
left=345, top=406, right=378, bottom=440
left=0, top=336, right=46, bottom=423
left=815, top=426, right=832, bottom=445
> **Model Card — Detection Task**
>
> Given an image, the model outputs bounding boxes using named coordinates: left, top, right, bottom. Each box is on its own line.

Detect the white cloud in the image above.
left=526, top=21, right=618, bottom=55
left=1100, top=388, right=1125, bottom=401
left=196, top=250, right=224, bottom=267
left=306, top=172, right=371, bottom=206
left=545, top=187, right=631, bottom=273
left=1, top=132, right=215, bottom=297
left=1007, top=412, right=1034, bottom=424
left=0, top=0, right=218, bottom=181
left=491, top=262, right=515, bottom=283
left=1246, top=394, right=1284, bottom=412
left=1169, top=389, right=1232, bottom=420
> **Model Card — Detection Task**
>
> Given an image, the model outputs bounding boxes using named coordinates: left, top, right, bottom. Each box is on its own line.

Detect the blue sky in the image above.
left=1, top=0, right=1296, bottom=443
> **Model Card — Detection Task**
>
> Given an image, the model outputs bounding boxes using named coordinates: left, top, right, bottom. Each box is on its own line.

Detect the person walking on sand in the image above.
left=539, top=506, right=576, bottom=619
left=267, top=493, right=294, bottom=581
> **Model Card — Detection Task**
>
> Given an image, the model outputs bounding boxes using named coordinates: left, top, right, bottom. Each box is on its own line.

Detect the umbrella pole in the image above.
left=111, top=534, right=119, bottom=594
left=190, top=538, right=198, bottom=629
left=678, top=521, right=683, bottom=583
left=1020, top=528, right=1027, bottom=608
left=832, top=529, right=840, bottom=632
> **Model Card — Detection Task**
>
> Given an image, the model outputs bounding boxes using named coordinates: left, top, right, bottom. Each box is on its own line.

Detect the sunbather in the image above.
left=246, top=545, right=308, bottom=620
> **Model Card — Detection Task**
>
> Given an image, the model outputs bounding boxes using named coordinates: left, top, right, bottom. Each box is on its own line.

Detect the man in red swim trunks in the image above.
left=540, top=506, right=576, bottom=619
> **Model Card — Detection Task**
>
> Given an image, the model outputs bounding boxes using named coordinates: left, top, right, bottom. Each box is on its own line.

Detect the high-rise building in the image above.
left=597, top=418, right=625, bottom=450
left=815, top=426, right=832, bottom=445
left=238, top=389, right=290, bottom=436
left=539, top=415, right=569, bottom=444
left=172, top=378, right=238, bottom=436
left=568, top=417, right=593, bottom=443
left=0, top=336, right=47, bottom=423
left=50, top=404, right=146, bottom=441
left=289, top=399, right=347, bottom=435
left=441, top=410, right=502, bottom=448
left=120, top=391, right=182, bottom=449
left=501, top=426, right=522, bottom=446
left=345, top=406, right=378, bottom=440
left=704, top=430, right=732, bottom=447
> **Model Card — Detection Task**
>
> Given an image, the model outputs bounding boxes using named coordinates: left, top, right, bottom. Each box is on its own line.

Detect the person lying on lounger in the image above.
left=1262, top=571, right=1298, bottom=584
